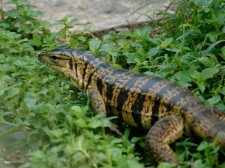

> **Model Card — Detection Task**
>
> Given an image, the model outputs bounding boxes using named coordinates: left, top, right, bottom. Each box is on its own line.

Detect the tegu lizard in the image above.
left=38, top=48, right=225, bottom=163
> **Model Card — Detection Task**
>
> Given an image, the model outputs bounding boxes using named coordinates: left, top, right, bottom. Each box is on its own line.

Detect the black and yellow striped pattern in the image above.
left=38, top=48, right=225, bottom=163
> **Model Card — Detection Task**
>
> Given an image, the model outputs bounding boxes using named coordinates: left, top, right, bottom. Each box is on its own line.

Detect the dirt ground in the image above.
left=4, top=0, right=171, bottom=32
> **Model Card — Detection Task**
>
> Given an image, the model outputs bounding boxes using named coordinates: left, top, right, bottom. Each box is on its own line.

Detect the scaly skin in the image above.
left=38, top=48, right=225, bottom=163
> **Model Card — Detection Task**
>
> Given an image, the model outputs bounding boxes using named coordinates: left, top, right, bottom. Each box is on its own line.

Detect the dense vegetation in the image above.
left=1, top=0, right=225, bottom=167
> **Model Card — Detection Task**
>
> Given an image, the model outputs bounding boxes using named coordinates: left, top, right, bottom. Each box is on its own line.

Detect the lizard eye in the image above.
left=51, top=56, right=58, bottom=62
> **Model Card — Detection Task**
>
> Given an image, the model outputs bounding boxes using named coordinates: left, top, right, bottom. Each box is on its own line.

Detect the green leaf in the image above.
left=75, top=118, right=87, bottom=128
left=4, top=9, right=20, bottom=17
left=219, top=86, right=225, bottom=95
left=172, top=71, right=192, bottom=87
left=191, top=67, right=219, bottom=92
left=89, top=39, right=102, bottom=54
left=24, top=92, right=38, bottom=108
left=57, top=28, right=66, bottom=38
left=193, top=0, right=213, bottom=8
left=161, top=37, right=173, bottom=49
left=198, top=56, right=216, bottom=67
left=71, top=105, right=84, bottom=118
left=190, top=67, right=219, bottom=81
left=197, top=81, right=206, bottom=92
left=193, top=160, right=205, bottom=168
left=67, top=18, right=78, bottom=27
left=149, top=37, right=161, bottom=45
left=148, top=47, right=159, bottom=57
left=206, top=31, right=223, bottom=42
left=7, top=87, right=20, bottom=99
left=88, top=119, right=103, bottom=128
left=197, top=141, right=209, bottom=151
left=134, top=27, right=152, bottom=40
left=127, top=160, right=145, bottom=168
left=221, top=47, right=225, bottom=61
left=201, top=67, right=219, bottom=80
left=174, top=71, right=192, bottom=82
left=206, top=96, right=221, bottom=105
left=158, top=162, right=175, bottom=168
left=189, top=70, right=201, bottom=80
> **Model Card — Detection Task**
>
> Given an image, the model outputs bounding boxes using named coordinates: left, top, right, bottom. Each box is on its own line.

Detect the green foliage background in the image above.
left=1, top=0, right=225, bottom=167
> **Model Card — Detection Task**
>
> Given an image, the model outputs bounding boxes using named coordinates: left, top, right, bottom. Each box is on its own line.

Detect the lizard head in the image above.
left=38, top=48, right=87, bottom=89
left=38, top=48, right=84, bottom=69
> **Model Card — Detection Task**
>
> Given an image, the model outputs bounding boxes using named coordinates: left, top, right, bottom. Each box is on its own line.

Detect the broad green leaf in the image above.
left=4, top=9, right=20, bottom=17
left=75, top=118, right=87, bottom=128
left=161, top=37, right=173, bottom=49
left=158, top=162, right=175, bottom=168
left=89, top=39, right=102, bottom=54
left=190, top=67, right=219, bottom=82
left=0, top=77, right=9, bottom=90
left=24, top=92, right=38, bottom=108
left=206, top=31, right=223, bottom=42
left=71, top=105, right=83, bottom=117
left=197, top=81, right=206, bottom=92
left=193, top=160, right=205, bottom=168
left=67, top=18, right=78, bottom=27
left=134, top=26, right=152, bottom=40
left=56, top=28, right=66, bottom=38
left=221, top=47, right=225, bottom=61
left=100, top=43, right=118, bottom=57
left=127, top=160, right=145, bottom=168
left=193, top=0, right=213, bottom=8
left=219, top=86, right=225, bottom=95
left=172, top=71, right=192, bottom=87
left=174, top=71, right=192, bottom=82
left=198, top=56, right=216, bottom=67
left=189, top=70, right=201, bottom=80
left=148, top=47, right=159, bottom=57
left=201, top=67, right=219, bottom=80
left=88, top=119, right=103, bottom=128
left=149, top=37, right=161, bottom=45
left=14, top=59, right=28, bottom=67
left=207, top=96, right=221, bottom=105
left=126, top=53, right=137, bottom=64
left=7, top=87, right=20, bottom=98
left=50, top=129, right=63, bottom=138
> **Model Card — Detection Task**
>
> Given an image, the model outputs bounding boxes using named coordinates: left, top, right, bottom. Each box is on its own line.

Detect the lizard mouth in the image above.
left=38, top=52, right=47, bottom=62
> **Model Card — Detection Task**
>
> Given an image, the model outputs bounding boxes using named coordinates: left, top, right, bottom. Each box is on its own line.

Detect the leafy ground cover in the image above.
left=1, top=0, right=225, bottom=167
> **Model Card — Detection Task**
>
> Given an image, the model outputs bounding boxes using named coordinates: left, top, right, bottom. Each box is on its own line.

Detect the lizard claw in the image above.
left=110, top=122, right=123, bottom=137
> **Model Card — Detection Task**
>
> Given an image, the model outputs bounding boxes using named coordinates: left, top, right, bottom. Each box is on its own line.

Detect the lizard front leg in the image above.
left=87, top=87, right=106, bottom=117
left=146, top=115, right=184, bottom=163
left=87, top=87, right=122, bottom=136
